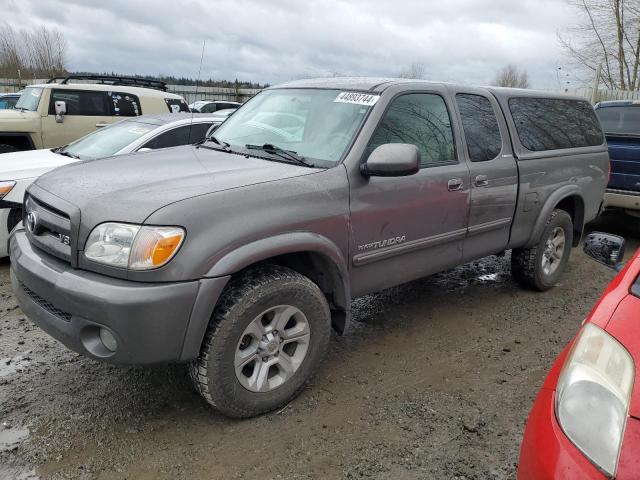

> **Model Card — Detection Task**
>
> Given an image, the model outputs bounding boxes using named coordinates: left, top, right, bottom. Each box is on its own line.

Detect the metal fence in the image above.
left=5, top=77, right=640, bottom=105
left=558, top=87, right=640, bottom=103
left=0, top=78, right=261, bottom=103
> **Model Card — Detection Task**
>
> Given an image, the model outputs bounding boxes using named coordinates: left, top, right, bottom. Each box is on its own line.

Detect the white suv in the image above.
left=0, top=75, right=189, bottom=154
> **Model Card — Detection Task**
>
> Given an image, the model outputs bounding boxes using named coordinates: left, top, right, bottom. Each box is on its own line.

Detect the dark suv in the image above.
left=10, top=78, right=608, bottom=417
left=595, top=100, right=640, bottom=217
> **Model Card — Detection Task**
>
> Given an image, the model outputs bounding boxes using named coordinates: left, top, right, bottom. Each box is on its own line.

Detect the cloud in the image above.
left=2, top=0, right=576, bottom=88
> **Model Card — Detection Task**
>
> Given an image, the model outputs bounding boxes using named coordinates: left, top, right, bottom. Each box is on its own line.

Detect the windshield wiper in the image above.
left=54, top=148, right=80, bottom=159
left=197, top=135, right=231, bottom=152
left=245, top=144, right=312, bottom=167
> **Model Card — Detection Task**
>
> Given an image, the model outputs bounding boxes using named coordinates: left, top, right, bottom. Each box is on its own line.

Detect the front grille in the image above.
left=20, top=282, right=72, bottom=322
left=24, top=194, right=72, bottom=263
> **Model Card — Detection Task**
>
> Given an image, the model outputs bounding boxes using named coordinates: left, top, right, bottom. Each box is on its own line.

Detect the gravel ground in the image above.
left=0, top=211, right=638, bottom=480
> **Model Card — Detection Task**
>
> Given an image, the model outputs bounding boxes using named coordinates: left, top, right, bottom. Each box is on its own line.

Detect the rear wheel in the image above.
left=189, top=265, right=331, bottom=418
left=512, top=209, right=573, bottom=291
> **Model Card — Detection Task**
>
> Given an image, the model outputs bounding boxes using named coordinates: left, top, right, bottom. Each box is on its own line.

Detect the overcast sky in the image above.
left=3, top=0, right=581, bottom=89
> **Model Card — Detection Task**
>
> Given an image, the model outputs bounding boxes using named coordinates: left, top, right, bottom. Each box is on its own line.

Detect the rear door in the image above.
left=449, top=87, right=518, bottom=261
left=606, top=136, right=640, bottom=193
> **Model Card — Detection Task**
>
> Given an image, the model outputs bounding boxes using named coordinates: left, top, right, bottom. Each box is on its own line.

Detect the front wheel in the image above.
left=189, top=265, right=331, bottom=418
left=512, top=209, right=573, bottom=291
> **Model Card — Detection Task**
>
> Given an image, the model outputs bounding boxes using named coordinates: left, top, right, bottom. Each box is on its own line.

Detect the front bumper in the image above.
left=604, top=189, right=640, bottom=211
left=10, top=230, right=229, bottom=364
left=518, top=386, right=640, bottom=479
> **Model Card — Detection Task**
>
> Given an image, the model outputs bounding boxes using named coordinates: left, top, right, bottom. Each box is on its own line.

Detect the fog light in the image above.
left=99, top=328, right=117, bottom=352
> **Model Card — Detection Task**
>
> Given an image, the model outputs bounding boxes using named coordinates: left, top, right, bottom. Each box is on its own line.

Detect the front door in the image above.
left=348, top=91, right=471, bottom=297
left=41, top=89, right=115, bottom=148
left=450, top=88, right=518, bottom=261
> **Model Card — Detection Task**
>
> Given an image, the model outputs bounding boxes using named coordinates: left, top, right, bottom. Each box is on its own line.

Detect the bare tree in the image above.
left=23, top=26, right=67, bottom=77
left=0, top=24, right=24, bottom=78
left=398, top=62, right=426, bottom=79
left=0, top=23, right=67, bottom=79
left=493, top=64, right=530, bottom=88
left=559, top=0, right=640, bottom=90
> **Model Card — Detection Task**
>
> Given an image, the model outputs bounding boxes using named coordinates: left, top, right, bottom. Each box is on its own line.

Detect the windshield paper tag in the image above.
left=334, top=92, right=379, bottom=106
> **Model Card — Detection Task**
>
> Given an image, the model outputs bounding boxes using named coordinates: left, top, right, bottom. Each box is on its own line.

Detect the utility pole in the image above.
left=591, top=63, right=602, bottom=104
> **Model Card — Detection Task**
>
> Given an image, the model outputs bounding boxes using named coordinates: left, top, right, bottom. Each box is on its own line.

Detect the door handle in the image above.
left=95, top=122, right=109, bottom=128
left=474, top=175, right=489, bottom=187
left=447, top=178, right=463, bottom=192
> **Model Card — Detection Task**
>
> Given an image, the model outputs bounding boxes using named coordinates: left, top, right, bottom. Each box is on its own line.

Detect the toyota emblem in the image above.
left=26, top=211, right=38, bottom=233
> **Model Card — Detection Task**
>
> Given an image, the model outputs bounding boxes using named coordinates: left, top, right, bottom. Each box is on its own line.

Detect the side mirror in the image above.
left=583, top=232, right=626, bottom=271
left=54, top=101, right=66, bottom=123
left=361, top=143, right=420, bottom=177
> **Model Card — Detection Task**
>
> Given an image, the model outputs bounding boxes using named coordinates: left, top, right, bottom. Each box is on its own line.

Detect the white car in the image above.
left=188, top=100, right=241, bottom=113
left=0, top=111, right=232, bottom=257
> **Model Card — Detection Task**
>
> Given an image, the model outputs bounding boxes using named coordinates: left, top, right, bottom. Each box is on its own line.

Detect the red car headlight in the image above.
left=556, top=323, right=635, bottom=477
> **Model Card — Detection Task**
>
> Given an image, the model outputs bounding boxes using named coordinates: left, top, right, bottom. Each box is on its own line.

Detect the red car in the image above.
left=519, top=232, right=640, bottom=479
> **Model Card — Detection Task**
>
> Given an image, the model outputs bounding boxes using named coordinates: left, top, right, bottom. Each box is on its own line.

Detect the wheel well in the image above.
left=0, top=135, right=33, bottom=151
left=555, top=195, right=584, bottom=247
left=235, top=251, right=349, bottom=334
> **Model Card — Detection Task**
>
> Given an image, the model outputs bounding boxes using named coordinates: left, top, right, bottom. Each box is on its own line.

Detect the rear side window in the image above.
left=199, top=103, right=218, bottom=113
left=109, top=92, right=141, bottom=116
left=509, top=97, right=603, bottom=151
left=49, top=90, right=111, bottom=116
left=141, top=123, right=212, bottom=150
left=165, top=98, right=190, bottom=113
left=367, top=93, right=456, bottom=168
left=456, top=94, right=502, bottom=162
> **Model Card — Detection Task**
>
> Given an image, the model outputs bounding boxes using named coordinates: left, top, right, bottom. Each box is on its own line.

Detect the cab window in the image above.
left=456, top=94, right=502, bottom=162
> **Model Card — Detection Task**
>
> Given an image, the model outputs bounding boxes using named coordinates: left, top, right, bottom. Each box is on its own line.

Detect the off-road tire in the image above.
left=511, top=209, right=573, bottom=291
left=0, top=144, right=18, bottom=154
left=189, top=265, right=331, bottom=418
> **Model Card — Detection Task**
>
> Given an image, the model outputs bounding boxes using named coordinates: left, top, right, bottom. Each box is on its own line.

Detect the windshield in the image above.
left=62, top=120, right=156, bottom=160
left=14, top=87, right=42, bottom=112
left=596, top=105, right=640, bottom=135
left=213, top=88, right=376, bottom=165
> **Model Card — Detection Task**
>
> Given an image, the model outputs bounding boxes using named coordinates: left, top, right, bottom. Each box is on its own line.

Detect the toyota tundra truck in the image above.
left=9, top=78, right=609, bottom=418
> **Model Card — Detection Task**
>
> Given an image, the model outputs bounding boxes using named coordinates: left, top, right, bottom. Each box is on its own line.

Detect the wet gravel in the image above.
left=0, top=210, right=638, bottom=480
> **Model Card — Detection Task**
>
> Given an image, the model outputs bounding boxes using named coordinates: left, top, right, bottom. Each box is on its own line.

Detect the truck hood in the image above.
left=0, top=148, right=76, bottom=180
left=0, top=108, right=40, bottom=133
left=33, top=145, right=321, bottom=224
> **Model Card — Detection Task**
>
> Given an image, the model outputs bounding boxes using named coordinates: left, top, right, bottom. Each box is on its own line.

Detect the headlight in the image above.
left=84, top=222, right=184, bottom=270
left=0, top=180, right=16, bottom=199
left=556, top=323, right=634, bottom=477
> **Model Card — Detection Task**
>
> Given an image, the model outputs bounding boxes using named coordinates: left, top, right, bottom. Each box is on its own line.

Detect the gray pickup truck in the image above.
left=10, top=78, right=608, bottom=417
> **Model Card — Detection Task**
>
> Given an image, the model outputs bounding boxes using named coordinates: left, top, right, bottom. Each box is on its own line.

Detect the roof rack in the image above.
left=46, top=75, right=168, bottom=92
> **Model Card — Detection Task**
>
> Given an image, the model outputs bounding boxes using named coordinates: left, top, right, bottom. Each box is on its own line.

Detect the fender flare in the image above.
left=525, top=185, right=584, bottom=248
left=205, top=232, right=351, bottom=331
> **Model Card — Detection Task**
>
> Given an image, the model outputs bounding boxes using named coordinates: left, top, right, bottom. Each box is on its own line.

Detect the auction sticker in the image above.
left=334, top=91, right=380, bottom=106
